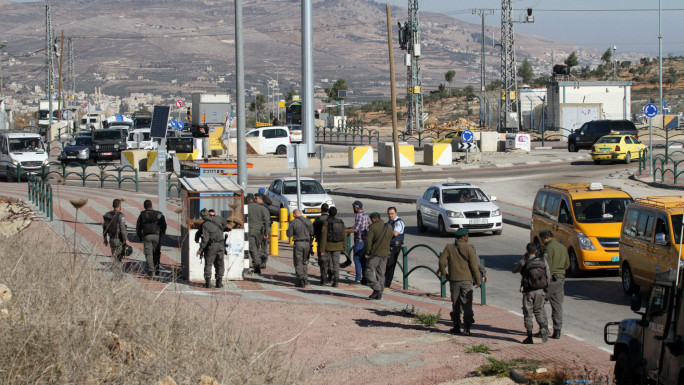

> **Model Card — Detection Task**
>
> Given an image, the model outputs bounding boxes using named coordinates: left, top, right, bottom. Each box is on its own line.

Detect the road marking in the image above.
left=565, top=333, right=584, bottom=341
left=507, top=310, right=523, bottom=317
left=599, top=347, right=612, bottom=353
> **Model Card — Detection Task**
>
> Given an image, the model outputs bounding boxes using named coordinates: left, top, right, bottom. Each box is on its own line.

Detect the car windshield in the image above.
left=282, top=180, right=325, bottom=195
left=93, top=130, right=122, bottom=140
left=70, top=137, right=92, bottom=146
left=442, top=188, right=489, bottom=203
left=573, top=198, right=633, bottom=223
left=9, top=138, right=44, bottom=152
left=597, top=137, right=622, bottom=144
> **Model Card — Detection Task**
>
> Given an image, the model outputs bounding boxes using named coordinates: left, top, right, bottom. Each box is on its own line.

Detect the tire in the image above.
left=567, top=249, right=583, bottom=277
left=493, top=229, right=502, bottom=235
left=275, top=145, right=287, bottom=155
left=623, top=152, right=631, bottom=164
left=416, top=212, right=427, bottom=232
left=438, top=216, right=449, bottom=237
left=621, top=263, right=639, bottom=295
left=6, top=167, right=14, bottom=183
left=593, top=159, right=601, bottom=165
left=568, top=142, right=578, bottom=152
left=614, top=352, right=640, bottom=385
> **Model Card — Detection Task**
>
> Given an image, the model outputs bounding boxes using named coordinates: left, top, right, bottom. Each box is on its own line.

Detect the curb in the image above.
left=629, top=174, right=684, bottom=191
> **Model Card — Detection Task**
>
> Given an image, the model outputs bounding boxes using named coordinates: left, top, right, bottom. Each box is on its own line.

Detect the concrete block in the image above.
left=478, top=131, right=499, bottom=152
left=378, top=142, right=414, bottom=167
left=348, top=145, right=373, bottom=168
left=423, top=143, right=452, bottom=166
left=121, top=150, right=149, bottom=171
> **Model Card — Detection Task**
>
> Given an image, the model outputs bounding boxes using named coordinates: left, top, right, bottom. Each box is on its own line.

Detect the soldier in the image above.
left=102, top=198, right=130, bottom=271
left=438, top=228, right=481, bottom=336
left=319, top=206, right=345, bottom=287
left=135, top=199, right=167, bottom=278
left=312, top=203, right=330, bottom=285
left=248, top=193, right=270, bottom=274
left=512, top=242, right=550, bottom=344
left=195, top=209, right=230, bottom=288
left=539, top=229, right=570, bottom=339
left=363, top=212, right=393, bottom=300
left=286, top=209, right=314, bottom=287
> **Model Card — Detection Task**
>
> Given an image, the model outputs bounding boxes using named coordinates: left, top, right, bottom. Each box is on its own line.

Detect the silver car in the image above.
left=265, top=177, right=335, bottom=217
left=416, top=183, right=503, bottom=236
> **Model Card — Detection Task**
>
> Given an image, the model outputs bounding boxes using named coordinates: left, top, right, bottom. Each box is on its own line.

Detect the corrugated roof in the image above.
left=180, top=176, right=244, bottom=192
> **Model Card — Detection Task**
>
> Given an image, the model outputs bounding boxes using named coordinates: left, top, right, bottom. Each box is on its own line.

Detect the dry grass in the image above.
left=0, top=227, right=300, bottom=384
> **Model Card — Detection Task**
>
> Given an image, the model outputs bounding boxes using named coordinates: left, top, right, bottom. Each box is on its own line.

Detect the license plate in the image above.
left=612, top=256, right=620, bottom=262
left=469, top=219, right=488, bottom=224
left=306, top=208, right=321, bottom=213
left=67, top=155, right=76, bottom=158
left=102, top=152, right=113, bottom=156
left=600, top=148, right=610, bottom=152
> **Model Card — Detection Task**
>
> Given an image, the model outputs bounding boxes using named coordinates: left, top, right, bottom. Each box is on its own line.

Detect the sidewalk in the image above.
left=1, top=180, right=613, bottom=383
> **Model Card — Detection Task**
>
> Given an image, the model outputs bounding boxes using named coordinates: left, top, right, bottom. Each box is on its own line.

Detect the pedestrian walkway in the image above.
left=0, top=180, right=613, bottom=382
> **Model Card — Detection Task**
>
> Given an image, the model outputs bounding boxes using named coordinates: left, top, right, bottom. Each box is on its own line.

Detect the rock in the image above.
left=0, top=308, right=8, bottom=319
left=0, top=284, right=11, bottom=307
left=155, top=376, right=177, bottom=385
left=199, top=375, right=220, bottom=385
left=0, top=198, right=34, bottom=236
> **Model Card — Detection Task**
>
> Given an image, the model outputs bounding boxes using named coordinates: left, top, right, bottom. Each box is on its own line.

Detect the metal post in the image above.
left=649, top=117, right=653, bottom=175
left=480, top=258, right=487, bottom=305
left=157, top=138, right=167, bottom=218
left=235, top=0, right=247, bottom=190
left=301, top=0, right=315, bottom=154
left=402, top=245, right=408, bottom=290
left=295, top=144, right=302, bottom=211
left=387, top=4, right=401, bottom=189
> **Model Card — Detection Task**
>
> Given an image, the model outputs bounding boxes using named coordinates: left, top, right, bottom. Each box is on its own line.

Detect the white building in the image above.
left=518, top=88, right=546, bottom=131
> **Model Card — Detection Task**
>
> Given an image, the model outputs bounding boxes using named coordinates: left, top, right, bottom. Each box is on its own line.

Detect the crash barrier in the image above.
left=167, top=171, right=182, bottom=198
left=399, top=243, right=487, bottom=303
left=27, top=174, right=53, bottom=221
left=424, top=143, right=452, bottom=166
left=43, top=162, right=139, bottom=191
left=378, top=142, right=415, bottom=167
left=652, top=152, right=684, bottom=184
left=348, top=145, right=374, bottom=169
left=270, top=221, right=279, bottom=256
left=315, top=120, right=380, bottom=146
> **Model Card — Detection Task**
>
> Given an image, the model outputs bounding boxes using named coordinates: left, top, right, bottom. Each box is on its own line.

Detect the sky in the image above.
left=384, top=0, right=684, bottom=56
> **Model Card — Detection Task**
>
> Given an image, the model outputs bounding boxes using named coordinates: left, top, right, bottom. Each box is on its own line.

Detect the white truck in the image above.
left=189, top=92, right=232, bottom=137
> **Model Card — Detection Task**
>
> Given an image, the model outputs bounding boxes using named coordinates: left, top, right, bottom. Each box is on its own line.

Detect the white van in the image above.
left=126, top=128, right=159, bottom=150
left=245, top=126, right=291, bottom=155
left=0, top=132, right=50, bottom=181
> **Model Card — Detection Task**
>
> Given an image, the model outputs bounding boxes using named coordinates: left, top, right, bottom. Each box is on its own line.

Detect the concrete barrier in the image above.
left=479, top=131, right=499, bottom=152
left=348, top=145, right=373, bottom=169
left=378, top=142, right=415, bottom=167
left=121, top=150, right=150, bottom=171
left=423, top=143, right=452, bottom=166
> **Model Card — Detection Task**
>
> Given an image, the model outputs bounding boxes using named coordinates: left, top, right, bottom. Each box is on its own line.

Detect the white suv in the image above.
left=416, top=183, right=503, bottom=236
left=246, top=126, right=291, bottom=155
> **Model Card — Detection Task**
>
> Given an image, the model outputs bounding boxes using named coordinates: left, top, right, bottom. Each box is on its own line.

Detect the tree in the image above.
left=667, top=66, right=680, bottom=88
left=249, top=94, right=267, bottom=122
left=324, top=78, right=349, bottom=103
left=601, top=48, right=613, bottom=65
left=564, top=52, right=578, bottom=67
left=284, top=89, right=298, bottom=102
left=518, top=58, right=534, bottom=84
left=444, top=70, right=455, bottom=93
left=485, top=79, right=502, bottom=92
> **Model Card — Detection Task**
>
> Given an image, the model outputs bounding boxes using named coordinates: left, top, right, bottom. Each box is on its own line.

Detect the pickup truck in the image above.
left=287, top=124, right=302, bottom=144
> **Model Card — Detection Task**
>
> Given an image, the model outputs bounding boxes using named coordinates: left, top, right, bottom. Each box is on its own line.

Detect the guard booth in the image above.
left=179, top=177, right=247, bottom=282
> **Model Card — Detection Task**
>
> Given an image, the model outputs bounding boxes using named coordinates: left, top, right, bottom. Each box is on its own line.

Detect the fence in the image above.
left=43, top=161, right=139, bottom=191
left=315, top=120, right=380, bottom=146
left=27, top=174, right=53, bottom=221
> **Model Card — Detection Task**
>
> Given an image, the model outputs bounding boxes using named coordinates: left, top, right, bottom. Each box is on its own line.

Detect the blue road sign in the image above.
left=461, top=129, right=474, bottom=143
left=177, top=121, right=184, bottom=130
left=643, top=103, right=658, bottom=118
left=170, top=120, right=178, bottom=129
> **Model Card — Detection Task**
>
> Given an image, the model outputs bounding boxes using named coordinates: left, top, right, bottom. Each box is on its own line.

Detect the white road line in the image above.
left=507, top=310, right=523, bottom=317
left=599, top=347, right=613, bottom=353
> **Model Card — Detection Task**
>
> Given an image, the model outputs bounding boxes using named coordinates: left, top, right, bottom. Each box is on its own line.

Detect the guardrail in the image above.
left=27, top=174, right=53, bottom=221
left=42, top=162, right=139, bottom=191
left=315, top=120, right=380, bottom=146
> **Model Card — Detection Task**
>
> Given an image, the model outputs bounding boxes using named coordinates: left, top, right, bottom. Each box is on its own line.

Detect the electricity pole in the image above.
left=398, top=0, right=424, bottom=134
left=472, top=8, right=495, bottom=127
left=45, top=2, right=54, bottom=139
left=500, top=0, right=516, bottom=132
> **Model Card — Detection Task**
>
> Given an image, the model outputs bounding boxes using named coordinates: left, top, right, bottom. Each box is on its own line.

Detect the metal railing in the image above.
left=42, top=162, right=139, bottom=191
left=315, top=120, right=380, bottom=146
left=27, top=174, right=53, bottom=221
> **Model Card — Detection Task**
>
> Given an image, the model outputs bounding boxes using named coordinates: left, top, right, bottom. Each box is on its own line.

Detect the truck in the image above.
left=37, top=99, right=58, bottom=127
left=80, top=113, right=104, bottom=130
left=604, top=268, right=684, bottom=385
left=189, top=92, right=232, bottom=137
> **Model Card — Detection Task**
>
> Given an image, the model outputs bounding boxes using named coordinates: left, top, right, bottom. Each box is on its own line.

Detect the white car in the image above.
left=246, top=126, right=291, bottom=155
left=126, top=128, right=159, bottom=150
left=416, top=183, right=503, bottom=236
left=265, top=177, right=334, bottom=217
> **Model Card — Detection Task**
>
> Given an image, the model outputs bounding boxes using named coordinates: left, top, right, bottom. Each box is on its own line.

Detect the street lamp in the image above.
left=264, top=60, right=280, bottom=121
left=612, top=45, right=617, bottom=80
left=263, top=74, right=275, bottom=123
left=0, top=41, right=7, bottom=97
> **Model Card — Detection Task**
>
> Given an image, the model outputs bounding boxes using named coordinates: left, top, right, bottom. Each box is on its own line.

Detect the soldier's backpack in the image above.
left=327, top=218, right=345, bottom=243
left=522, top=256, right=548, bottom=290
left=103, top=210, right=122, bottom=237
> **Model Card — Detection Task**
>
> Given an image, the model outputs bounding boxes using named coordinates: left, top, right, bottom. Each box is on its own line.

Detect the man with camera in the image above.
left=539, top=229, right=569, bottom=340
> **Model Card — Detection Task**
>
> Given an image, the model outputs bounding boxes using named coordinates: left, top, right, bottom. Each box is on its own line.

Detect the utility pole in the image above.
left=301, top=0, right=315, bottom=154
left=57, top=30, right=64, bottom=123
left=500, top=0, right=516, bottom=132
left=235, top=0, right=247, bottom=189
left=386, top=4, right=401, bottom=189
left=45, top=2, right=54, bottom=139
left=398, top=0, right=424, bottom=134
left=472, top=8, right=495, bottom=127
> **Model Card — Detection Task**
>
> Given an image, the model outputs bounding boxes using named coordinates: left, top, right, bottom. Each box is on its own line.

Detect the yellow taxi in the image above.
left=590, top=133, right=647, bottom=165
left=432, top=129, right=465, bottom=143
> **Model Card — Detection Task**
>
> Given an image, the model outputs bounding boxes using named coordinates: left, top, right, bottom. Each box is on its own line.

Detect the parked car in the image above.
left=246, top=126, right=291, bottom=155
left=265, top=177, right=335, bottom=217
left=416, top=183, right=502, bottom=236
left=286, top=124, right=303, bottom=144
left=58, top=135, right=93, bottom=165
left=567, top=120, right=639, bottom=152
left=590, top=134, right=647, bottom=164
left=0, top=131, right=50, bottom=181
left=91, top=128, right=127, bottom=162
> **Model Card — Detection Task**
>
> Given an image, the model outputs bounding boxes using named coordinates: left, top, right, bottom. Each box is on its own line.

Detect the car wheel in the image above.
left=623, top=152, right=631, bottom=164
left=593, top=159, right=601, bottom=165
left=438, top=216, right=449, bottom=237
left=621, top=263, right=639, bottom=295
left=275, top=145, right=287, bottom=155
left=6, top=167, right=14, bottom=182
left=416, top=212, right=427, bottom=232
left=568, top=142, right=578, bottom=152
left=493, top=229, right=502, bottom=235
left=614, top=352, right=639, bottom=385
left=567, top=249, right=583, bottom=277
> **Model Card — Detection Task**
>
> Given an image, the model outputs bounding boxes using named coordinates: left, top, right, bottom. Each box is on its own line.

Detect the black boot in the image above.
left=540, top=326, right=549, bottom=343
left=295, top=278, right=304, bottom=288
left=203, top=279, right=211, bottom=288
left=522, top=332, right=534, bottom=344
left=215, top=278, right=223, bottom=288
left=551, top=329, right=561, bottom=339
left=368, top=291, right=379, bottom=300
left=331, top=277, right=338, bottom=287
left=303, top=277, right=308, bottom=287
left=463, top=324, right=471, bottom=336
left=450, top=324, right=462, bottom=335
left=253, top=265, right=261, bottom=275
left=374, top=290, right=382, bottom=300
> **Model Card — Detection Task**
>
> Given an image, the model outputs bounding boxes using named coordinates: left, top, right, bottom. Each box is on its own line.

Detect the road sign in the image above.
left=175, top=99, right=184, bottom=108
left=461, top=129, right=474, bottom=143
left=457, top=142, right=477, bottom=150
left=316, top=108, right=323, bottom=114
left=170, top=120, right=178, bottom=129
left=643, top=103, right=658, bottom=118
left=316, top=145, right=326, bottom=159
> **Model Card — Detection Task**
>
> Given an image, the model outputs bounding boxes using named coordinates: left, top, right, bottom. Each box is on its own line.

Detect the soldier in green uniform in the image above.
left=196, top=209, right=230, bottom=288
left=103, top=198, right=130, bottom=273
left=363, top=212, right=393, bottom=300
left=539, top=229, right=570, bottom=339
left=286, top=209, right=314, bottom=287
left=135, top=199, right=167, bottom=278
left=438, top=228, right=481, bottom=336
left=248, top=193, right=270, bottom=274
left=319, top=206, right=345, bottom=287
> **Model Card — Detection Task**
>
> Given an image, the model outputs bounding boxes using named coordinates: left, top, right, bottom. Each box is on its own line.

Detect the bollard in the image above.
left=270, top=221, right=279, bottom=256
left=402, top=245, right=408, bottom=290
left=480, top=257, right=487, bottom=305
left=310, top=218, right=317, bottom=253
left=288, top=212, right=295, bottom=245
left=279, top=208, right=288, bottom=241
